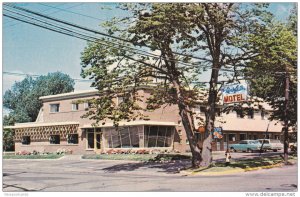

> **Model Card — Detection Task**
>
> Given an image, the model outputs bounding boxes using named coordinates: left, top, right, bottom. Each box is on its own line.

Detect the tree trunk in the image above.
left=173, top=80, right=202, bottom=168
left=201, top=67, right=219, bottom=167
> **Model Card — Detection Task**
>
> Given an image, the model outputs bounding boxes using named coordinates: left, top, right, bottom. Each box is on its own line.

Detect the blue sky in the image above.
left=2, top=2, right=296, bottom=94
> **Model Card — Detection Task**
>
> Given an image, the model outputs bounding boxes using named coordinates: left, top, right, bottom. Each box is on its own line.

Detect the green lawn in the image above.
left=82, top=153, right=192, bottom=162
left=190, top=155, right=297, bottom=174
left=82, top=154, right=157, bottom=161
left=3, top=154, right=64, bottom=159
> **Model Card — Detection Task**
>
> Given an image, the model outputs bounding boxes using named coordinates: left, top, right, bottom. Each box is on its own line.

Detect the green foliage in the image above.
left=3, top=129, right=14, bottom=151
left=244, top=22, right=297, bottom=127
left=287, top=4, right=297, bottom=36
left=3, top=72, right=75, bottom=124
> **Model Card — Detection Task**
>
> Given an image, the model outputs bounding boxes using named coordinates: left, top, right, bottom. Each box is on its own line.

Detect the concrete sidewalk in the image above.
left=59, top=154, right=82, bottom=160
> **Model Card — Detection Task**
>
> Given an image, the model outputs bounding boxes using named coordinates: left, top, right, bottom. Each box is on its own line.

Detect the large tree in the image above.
left=81, top=3, right=273, bottom=167
left=3, top=72, right=75, bottom=125
left=244, top=15, right=297, bottom=128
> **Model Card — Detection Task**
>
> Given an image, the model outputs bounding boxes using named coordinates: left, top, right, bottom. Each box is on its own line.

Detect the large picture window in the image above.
left=144, top=126, right=174, bottom=147
left=105, top=127, right=139, bottom=148
left=104, top=126, right=174, bottom=148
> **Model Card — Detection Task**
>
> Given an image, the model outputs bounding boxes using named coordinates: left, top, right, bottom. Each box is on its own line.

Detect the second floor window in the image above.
left=50, top=104, right=60, bottom=113
left=72, top=103, right=79, bottom=111
left=84, top=102, right=93, bottom=110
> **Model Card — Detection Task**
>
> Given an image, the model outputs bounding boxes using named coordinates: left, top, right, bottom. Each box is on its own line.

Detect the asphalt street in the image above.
left=2, top=152, right=298, bottom=192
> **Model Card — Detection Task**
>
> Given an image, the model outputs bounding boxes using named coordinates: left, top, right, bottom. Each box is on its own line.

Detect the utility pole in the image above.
left=283, top=69, right=289, bottom=165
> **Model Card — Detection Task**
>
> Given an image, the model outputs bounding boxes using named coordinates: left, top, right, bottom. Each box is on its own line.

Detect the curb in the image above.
left=181, top=163, right=290, bottom=176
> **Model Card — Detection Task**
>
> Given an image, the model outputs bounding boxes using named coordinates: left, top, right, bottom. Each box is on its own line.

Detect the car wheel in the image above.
left=247, top=148, right=253, bottom=153
left=273, top=149, right=277, bottom=152
left=230, top=147, right=236, bottom=152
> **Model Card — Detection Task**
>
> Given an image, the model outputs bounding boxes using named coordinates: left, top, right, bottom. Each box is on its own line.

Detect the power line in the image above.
left=3, top=71, right=93, bottom=83
left=4, top=3, right=213, bottom=63
left=4, top=5, right=221, bottom=71
left=4, top=10, right=237, bottom=74
left=38, top=3, right=107, bottom=22
left=4, top=3, right=82, bottom=28
left=3, top=3, right=246, bottom=83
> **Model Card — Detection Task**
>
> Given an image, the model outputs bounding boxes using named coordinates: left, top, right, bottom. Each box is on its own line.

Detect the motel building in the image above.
left=4, top=86, right=285, bottom=154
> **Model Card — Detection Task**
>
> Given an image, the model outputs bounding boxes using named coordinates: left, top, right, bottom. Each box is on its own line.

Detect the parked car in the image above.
left=258, top=139, right=283, bottom=152
left=229, top=140, right=270, bottom=153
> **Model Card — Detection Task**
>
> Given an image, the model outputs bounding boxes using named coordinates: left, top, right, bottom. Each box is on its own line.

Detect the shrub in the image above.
left=32, top=150, right=39, bottom=155
left=16, top=150, right=31, bottom=155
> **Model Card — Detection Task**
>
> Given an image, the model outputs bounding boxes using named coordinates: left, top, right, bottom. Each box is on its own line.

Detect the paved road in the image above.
left=3, top=153, right=298, bottom=192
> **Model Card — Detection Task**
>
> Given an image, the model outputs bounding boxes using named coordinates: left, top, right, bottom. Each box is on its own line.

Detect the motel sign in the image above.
left=221, top=82, right=248, bottom=104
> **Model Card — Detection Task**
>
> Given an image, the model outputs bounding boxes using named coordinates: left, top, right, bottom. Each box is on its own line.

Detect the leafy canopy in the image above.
left=3, top=72, right=75, bottom=125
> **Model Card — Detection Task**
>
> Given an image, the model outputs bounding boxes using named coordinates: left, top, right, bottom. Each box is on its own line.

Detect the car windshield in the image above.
left=252, top=140, right=260, bottom=144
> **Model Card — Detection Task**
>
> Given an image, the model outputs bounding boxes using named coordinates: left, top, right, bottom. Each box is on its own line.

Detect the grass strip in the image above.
left=3, top=154, right=64, bottom=159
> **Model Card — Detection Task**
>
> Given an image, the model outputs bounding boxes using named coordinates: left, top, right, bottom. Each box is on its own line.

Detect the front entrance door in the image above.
left=95, top=133, right=101, bottom=150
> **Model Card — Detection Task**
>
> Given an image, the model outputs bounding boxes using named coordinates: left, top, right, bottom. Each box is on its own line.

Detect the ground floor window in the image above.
left=274, top=135, right=280, bottom=140
left=67, top=134, right=79, bottom=144
left=103, top=125, right=174, bottom=148
left=144, top=126, right=174, bottom=147
left=22, top=136, right=30, bottom=145
left=104, top=126, right=139, bottom=148
left=253, top=135, right=258, bottom=140
left=240, top=133, right=246, bottom=141
left=49, top=135, right=60, bottom=144
left=263, top=134, right=271, bottom=139
left=228, top=134, right=236, bottom=142
left=248, top=134, right=252, bottom=140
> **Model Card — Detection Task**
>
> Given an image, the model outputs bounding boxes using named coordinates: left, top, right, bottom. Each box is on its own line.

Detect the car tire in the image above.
left=273, top=149, right=277, bottom=152
left=230, top=147, right=236, bottom=152
left=247, top=148, right=253, bottom=153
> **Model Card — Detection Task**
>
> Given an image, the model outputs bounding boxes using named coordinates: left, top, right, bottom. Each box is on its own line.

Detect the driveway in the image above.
left=3, top=151, right=298, bottom=192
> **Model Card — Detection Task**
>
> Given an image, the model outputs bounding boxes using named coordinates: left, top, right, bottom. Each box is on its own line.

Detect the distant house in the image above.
left=5, top=87, right=284, bottom=154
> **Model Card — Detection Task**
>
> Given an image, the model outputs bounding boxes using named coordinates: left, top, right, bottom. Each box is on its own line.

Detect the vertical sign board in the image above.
left=221, top=82, right=248, bottom=104
left=213, top=127, right=223, bottom=139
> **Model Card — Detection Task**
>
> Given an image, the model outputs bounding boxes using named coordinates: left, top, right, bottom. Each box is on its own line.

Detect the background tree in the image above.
left=3, top=72, right=74, bottom=151
left=244, top=21, right=297, bottom=128
left=3, top=71, right=75, bottom=125
left=81, top=3, right=277, bottom=167
left=3, top=129, right=14, bottom=151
